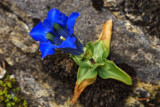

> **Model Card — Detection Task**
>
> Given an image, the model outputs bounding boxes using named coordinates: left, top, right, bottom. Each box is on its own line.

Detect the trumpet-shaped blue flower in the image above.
left=29, top=8, right=84, bottom=58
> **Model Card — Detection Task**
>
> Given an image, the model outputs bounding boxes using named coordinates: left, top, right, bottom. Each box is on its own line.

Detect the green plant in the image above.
left=71, top=19, right=132, bottom=104
left=0, top=75, right=27, bottom=107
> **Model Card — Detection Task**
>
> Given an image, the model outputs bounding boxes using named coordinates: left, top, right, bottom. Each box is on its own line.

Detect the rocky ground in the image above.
left=0, top=0, right=160, bottom=106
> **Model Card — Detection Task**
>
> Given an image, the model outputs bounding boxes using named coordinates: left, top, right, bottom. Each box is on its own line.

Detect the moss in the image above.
left=0, top=74, right=27, bottom=107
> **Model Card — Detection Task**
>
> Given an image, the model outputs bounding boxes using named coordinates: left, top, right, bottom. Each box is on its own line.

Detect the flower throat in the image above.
left=46, top=23, right=69, bottom=45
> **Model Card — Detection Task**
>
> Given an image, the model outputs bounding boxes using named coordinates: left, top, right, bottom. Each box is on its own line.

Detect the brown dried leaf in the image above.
left=98, top=19, right=112, bottom=54
left=71, top=76, right=97, bottom=105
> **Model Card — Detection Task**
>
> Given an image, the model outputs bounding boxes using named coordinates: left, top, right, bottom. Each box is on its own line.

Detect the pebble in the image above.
left=0, top=66, right=6, bottom=79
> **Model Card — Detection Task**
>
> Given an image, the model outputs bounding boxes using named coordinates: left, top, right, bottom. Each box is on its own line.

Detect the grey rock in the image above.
left=5, top=57, right=15, bottom=66
left=103, top=1, right=160, bottom=84
left=104, top=0, right=124, bottom=7
left=124, top=97, right=145, bottom=107
left=104, top=0, right=160, bottom=43
left=10, top=32, right=38, bottom=53
left=135, top=87, right=151, bottom=98
left=8, top=0, right=65, bottom=19
left=125, top=81, right=160, bottom=106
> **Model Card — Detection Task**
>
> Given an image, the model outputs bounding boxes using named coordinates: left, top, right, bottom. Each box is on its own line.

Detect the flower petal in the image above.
left=29, top=22, right=50, bottom=42
left=47, top=8, right=68, bottom=27
left=61, top=13, right=68, bottom=27
left=43, top=19, right=52, bottom=29
left=39, top=42, right=55, bottom=58
left=67, top=12, right=80, bottom=35
left=59, top=36, right=77, bottom=49
left=75, top=39, right=84, bottom=54
left=43, top=19, right=57, bottom=35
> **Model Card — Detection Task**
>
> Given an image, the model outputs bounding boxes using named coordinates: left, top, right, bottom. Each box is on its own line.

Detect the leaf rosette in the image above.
left=71, top=19, right=132, bottom=104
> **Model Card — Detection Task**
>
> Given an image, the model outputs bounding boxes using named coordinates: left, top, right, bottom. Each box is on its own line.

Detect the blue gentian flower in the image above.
left=29, top=8, right=84, bottom=58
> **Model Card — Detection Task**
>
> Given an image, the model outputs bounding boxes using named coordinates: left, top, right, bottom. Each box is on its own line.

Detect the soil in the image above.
left=42, top=51, right=137, bottom=107
left=91, top=0, right=104, bottom=11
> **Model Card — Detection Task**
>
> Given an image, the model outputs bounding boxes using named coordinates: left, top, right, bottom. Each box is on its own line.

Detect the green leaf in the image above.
left=83, top=42, right=94, bottom=60
left=6, top=102, right=12, bottom=107
left=11, top=78, right=16, bottom=83
left=70, top=55, right=82, bottom=65
left=98, top=59, right=132, bottom=85
left=6, top=75, right=10, bottom=79
left=0, top=95, right=4, bottom=102
left=0, top=90, right=3, bottom=96
left=23, top=100, right=27, bottom=106
left=6, top=95, right=12, bottom=99
left=5, top=98, right=9, bottom=102
left=13, top=96, right=17, bottom=102
left=77, top=60, right=98, bottom=85
left=11, top=102, right=15, bottom=106
left=6, top=82, right=12, bottom=88
left=13, top=87, right=19, bottom=92
left=71, top=42, right=94, bottom=65
left=93, top=41, right=108, bottom=63
left=3, top=89, right=8, bottom=96
left=0, top=80, right=3, bottom=86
